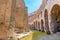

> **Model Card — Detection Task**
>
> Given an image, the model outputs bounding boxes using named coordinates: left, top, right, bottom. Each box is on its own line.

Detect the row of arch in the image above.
left=30, top=4, right=60, bottom=34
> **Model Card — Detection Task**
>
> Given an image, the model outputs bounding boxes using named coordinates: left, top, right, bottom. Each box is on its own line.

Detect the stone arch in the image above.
left=51, top=4, right=60, bottom=33
left=44, top=9, right=50, bottom=34
left=40, top=19, right=44, bottom=32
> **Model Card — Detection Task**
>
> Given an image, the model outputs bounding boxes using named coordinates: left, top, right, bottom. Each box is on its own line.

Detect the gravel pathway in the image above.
left=38, top=32, right=60, bottom=40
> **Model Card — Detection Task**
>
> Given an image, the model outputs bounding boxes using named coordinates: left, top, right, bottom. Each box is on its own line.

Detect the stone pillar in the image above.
left=23, top=7, right=28, bottom=32
left=15, top=0, right=28, bottom=33
left=8, top=0, right=16, bottom=40
left=0, top=0, right=16, bottom=40
left=44, top=9, right=50, bottom=34
left=50, top=16, right=57, bottom=33
left=48, top=12, right=54, bottom=34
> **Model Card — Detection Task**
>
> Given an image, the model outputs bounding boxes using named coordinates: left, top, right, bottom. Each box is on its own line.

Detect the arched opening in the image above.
left=51, top=4, right=60, bottom=33
left=32, top=24, right=34, bottom=30
left=44, top=9, right=50, bottom=34
left=33, top=22, right=35, bottom=30
left=38, top=21, right=40, bottom=31
left=41, top=19, right=44, bottom=32
left=35, top=21, right=37, bottom=30
left=30, top=24, right=34, bottom=30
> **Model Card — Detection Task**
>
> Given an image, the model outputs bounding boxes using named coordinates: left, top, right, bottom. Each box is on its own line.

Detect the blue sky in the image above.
left=24, top=0, right=42, bottom=14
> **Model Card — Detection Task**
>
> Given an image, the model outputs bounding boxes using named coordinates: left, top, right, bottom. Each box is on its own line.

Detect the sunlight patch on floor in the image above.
left=20, top=31, right=33, bottom=40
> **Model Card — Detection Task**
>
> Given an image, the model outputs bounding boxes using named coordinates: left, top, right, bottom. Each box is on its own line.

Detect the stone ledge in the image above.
left=15, top=32, right=31, bottom=39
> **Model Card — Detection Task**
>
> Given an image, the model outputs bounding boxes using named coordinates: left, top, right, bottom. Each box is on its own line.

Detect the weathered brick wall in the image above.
left=15, top=1, right=28, bottom=33
left=0, top=0, right=28, bottom=40
left=13, top=0, right=28, bottom=33
left=0, top=0, right=16, bottom=40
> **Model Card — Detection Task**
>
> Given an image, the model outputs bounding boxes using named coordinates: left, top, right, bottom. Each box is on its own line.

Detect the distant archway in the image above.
left=35, top=21, right=37, bottom=30
left=41, top=19, right=44, bottom=32
left=44, top=9, right=50, bottom=34
left=33, top=21, right=38, bottom=30
left=51, top=4, right=60, bottom=33
left=33, top=22, right=35, bottom=30
left=38, top=21, right=40, bottom=30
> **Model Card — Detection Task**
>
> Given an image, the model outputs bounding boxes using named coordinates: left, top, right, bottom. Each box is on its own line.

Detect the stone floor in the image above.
left=38, top=32, right=60, bottom=40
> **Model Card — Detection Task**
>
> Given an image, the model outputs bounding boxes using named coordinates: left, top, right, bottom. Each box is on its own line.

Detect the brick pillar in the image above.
left=0, top=0, right=16, bottom=40
left=15, top=0, right=28, bottom=33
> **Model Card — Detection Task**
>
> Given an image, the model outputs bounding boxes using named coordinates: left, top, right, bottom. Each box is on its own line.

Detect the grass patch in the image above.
left=31, top=30, right=47, bottom=40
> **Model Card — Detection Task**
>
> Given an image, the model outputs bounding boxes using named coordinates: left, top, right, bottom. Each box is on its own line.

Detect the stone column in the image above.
left=48, top=12, right=55, bottom=34
left=15, top=0, right=28, bottom=33
left=8, top=0, right=16, bottom=40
